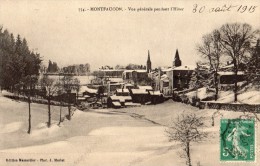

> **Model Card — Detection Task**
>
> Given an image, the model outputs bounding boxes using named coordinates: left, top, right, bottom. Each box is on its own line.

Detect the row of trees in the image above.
left=39, top=75, right=80, bottom=128
left=99, top=64, right=147, bottom=70
left=62, top=63, right=90, bottom=75
left=0, top=26, right=42, bottom=134
left=190, top=23, right=260, bottom=102
left=0, top=26, right=42, bottom=93
left=0, top=26, right=81, bottom=134
left=47, top=60, right=59, bottom=73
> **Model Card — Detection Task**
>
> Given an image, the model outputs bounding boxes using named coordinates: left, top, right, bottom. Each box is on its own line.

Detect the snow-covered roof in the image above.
left=217, top=71, right=244, bottom=76
left=220, top=64, right=234, bottom=69
left=124, top=83, right=134, bottom=87
left=79, top=86, right=97, bottom=94
left=123, top=70, right=147, bottom=73
left=138, top=86, right=153, bottom=90
left=134, top=70, right=147, bottom=73
left=123, top=70, right=134, bottom=73
left=110, top=95, right=132, bottom=102
left=149, top=91, right=161, bottom=95
left=108, top=78, right=123, bottom=83
left=162, top=68, right=173, bottom=72
left=131, top=89, right=148, bottom=94
left=173, top=65, right=196, bottom=71
left=116, top=89, right=130, bottom=93
left=84, top=86, right=98, bottom=93
left=99, top=69, right=124, bottom=72
left=112, top=102, right=121, bottom=107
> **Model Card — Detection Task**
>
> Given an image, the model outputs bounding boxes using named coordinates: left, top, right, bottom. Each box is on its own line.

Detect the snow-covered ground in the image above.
left=186, top=85, right=260, bottom=104
left=0, top=92, right=260, bottom=166
left=217, top=89, right=260, bottom=104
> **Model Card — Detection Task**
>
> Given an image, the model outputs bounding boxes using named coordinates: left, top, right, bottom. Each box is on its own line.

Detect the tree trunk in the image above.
left=214, top=73, right=219, bottom=101
left=186, top=142, right=192, bottom=166
left=68, top=93, right=71, bottom=120
left=27, top=96, right=31, bottom=134
left=212, top=116, right=215, bottom=126
left=48, top=97, right=51, bottom=128
left=59, top=102, right=62, bottom=125
left=234, top=61, right=238, bottom=102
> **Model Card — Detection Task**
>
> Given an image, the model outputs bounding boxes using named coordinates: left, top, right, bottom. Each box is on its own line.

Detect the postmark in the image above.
left=220, top=119, right=255, bottom=161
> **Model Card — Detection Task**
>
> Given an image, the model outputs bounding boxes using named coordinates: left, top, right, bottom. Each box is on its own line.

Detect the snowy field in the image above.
left=0, top=92, right=260, bottom=166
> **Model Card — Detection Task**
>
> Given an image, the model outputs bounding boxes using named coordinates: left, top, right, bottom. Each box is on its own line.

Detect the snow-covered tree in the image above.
left=40, top=75, right=58, bottom=128
left=246, top=39, right=260, bottom=87
left=197, top=30, right=224, bottom=100
left=189, top=63, right=208, bottom=90
left=219, top=23, right=259, bottom=102
left=165, top=113, right=207, bottom=166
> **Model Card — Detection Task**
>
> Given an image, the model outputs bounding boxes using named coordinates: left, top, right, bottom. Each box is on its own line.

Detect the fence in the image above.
left=199, top=101, right=260, bottom=113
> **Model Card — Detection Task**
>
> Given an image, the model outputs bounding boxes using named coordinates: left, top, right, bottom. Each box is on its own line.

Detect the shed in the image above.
left=130, top=89, right=150, bottom=104
left=149, top=91, right=164, bottom=104
left=107, top=95, right=132, bottom=108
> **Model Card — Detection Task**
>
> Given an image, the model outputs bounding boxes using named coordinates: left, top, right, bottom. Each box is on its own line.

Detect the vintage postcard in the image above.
left=0, top=0, right=260, bottom=166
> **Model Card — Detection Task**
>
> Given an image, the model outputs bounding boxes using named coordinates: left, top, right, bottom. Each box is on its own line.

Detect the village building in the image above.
left=97, top=69, right=124, bottom=78
left=217, top=71, right=245, bottom=91
left=150, top=49, right=194, bottom=96
left=122, top=51, right=152, bottom=84
left=172, top=65, right=196, bottom=90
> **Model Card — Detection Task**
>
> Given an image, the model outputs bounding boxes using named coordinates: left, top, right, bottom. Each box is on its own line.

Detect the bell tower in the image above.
left=147, top=50, right=152, bottom=73
left=173, top=49, right=182, bottom=67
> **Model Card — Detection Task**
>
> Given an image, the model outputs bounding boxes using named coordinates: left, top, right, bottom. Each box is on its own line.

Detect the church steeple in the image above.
left=173, top=49, right=182, bottom=67
left=147, top=50, right=152, bottom=73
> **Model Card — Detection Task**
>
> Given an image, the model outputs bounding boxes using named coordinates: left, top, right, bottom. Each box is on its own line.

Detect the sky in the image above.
left=0, top=0, right=259, bottom=70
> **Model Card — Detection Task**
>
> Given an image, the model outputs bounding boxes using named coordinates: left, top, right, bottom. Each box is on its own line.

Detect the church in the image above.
left=150, top=49, right=195, bottom=96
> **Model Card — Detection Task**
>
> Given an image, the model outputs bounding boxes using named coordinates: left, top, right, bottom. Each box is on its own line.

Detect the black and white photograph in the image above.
left=0, top=0, right=260, bottom=165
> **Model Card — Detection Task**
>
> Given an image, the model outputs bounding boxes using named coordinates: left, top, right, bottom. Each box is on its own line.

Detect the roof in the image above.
left=217, top=71, right=244, bottom=76
left=149, top=91, right=161, bottom=95
left=79, top=86, right=97, bottom=94
left=220, top=64, right=234, bottom=69
left=138, top=86, right=153, bottom=90
left=162, top=68, right=173, bottom=72
left=131, top=89, right=148, bottom=94
left=99, top=69, right=124, bottom=72
left=110, top=95, right=132, bottom=102
left=77, top=97, right=86, bottom=100
left=173, top=65, right=196, bottom=71
left=123, top=70, right=134, bottom=73
left=123, top=70, right=147, bottom=73
left=112, top=102, right=122, bottom=107
left=134, top=70, right=147, bottom=73
left=108, top=78, right=123, bottom=83
left=124, top=83, right=134, bottom=87
left=125, top=102, right=141, bottom=106
left=116, top=89, right=130, bottom=93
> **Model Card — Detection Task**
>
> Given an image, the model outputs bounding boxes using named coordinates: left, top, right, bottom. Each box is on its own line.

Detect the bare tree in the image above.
left=165, top=113, right=207, bottom=166
left=55, top=78, right=64, bottom=125
left=219, top=23, right=259, bottom=102
left=40, top=75, right=58, bottom=128
left=73, top=78, right=80, bottom=103
left=61, top=75, right=77, bottom=120
left=21, top=75, right=38, bottom=134
left=197, top=30, right=224, bottom=101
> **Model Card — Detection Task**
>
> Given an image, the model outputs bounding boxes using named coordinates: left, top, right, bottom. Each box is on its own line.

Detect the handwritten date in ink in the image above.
left=193, top=4, right=257, bottom=13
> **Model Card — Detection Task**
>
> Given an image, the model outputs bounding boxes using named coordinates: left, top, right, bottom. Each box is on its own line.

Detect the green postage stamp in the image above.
left=220, top=119, right=255, bottom=161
